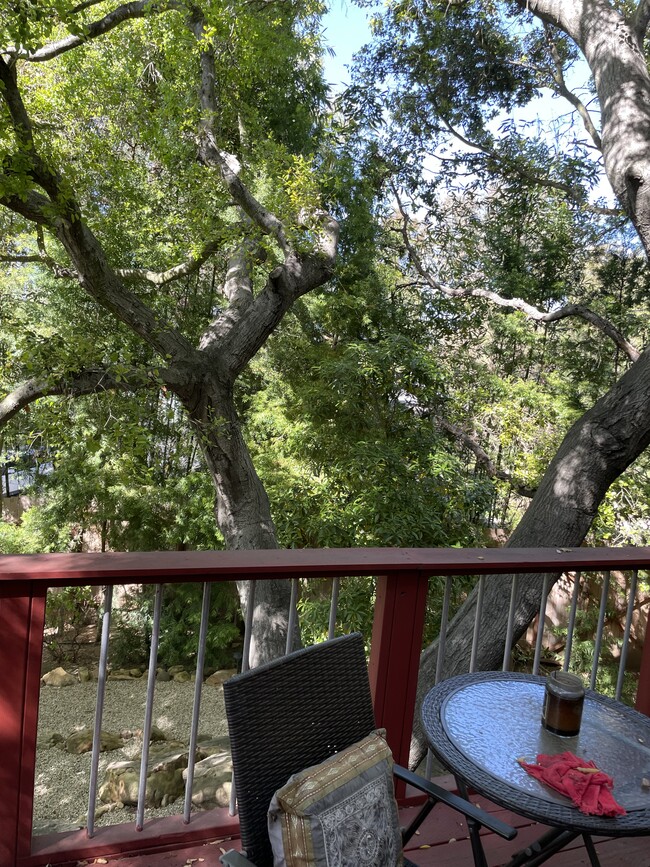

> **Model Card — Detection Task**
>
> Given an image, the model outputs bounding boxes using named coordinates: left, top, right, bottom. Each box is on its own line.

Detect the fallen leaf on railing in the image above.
left=642, top=778, right=650, bottom=790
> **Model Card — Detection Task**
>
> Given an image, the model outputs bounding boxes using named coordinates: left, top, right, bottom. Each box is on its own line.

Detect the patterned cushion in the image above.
left=267, top=729, right=403, bottom=867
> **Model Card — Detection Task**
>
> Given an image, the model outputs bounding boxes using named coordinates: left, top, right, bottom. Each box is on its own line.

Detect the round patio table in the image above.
left=421, top=671, right=650, bottom=866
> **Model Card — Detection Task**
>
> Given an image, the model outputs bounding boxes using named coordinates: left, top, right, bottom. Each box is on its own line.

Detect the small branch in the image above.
left=116, top=240, right=220, bottom=286
left=201, top=133, right=290, bottom=254
left=632, top=0, right=650, bottom=49
left=0, top=228, right=75, bottom=278
left=439, top=113, right=595, bottom=204
left=437, top=417, right=537, bottom=499
left=0, top=253, right=42, bottom=263
left=6, top=0, right=184, bottom=62
left=544, top=24, right=602, bottom=151
left=0, top=367, right=163, bottom=427
left=393, top=190, right=640, bottom=363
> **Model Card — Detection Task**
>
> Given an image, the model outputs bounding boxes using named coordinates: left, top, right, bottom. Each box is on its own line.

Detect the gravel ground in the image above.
left=34, top=678, right=229, bottom=834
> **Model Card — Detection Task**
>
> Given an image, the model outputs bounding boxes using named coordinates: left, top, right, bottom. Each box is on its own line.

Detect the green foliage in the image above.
left=44, top=585, right=100, bottom=665
left=110, top=582, right=242, bottom=670
left=296, top=577, right=375, bottom=647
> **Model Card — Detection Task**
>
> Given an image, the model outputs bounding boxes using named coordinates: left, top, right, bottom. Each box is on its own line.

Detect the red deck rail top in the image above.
left=1, top=545, right=650, bottom=585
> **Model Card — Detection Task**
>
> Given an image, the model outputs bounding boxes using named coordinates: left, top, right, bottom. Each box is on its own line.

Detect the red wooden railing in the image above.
left=1, top=547, right=649, bottom=867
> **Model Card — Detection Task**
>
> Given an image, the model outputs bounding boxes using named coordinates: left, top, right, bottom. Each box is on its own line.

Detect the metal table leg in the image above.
left=454, top=776, right=488, bottom=867
left=582, top=834, right=602, bottom=867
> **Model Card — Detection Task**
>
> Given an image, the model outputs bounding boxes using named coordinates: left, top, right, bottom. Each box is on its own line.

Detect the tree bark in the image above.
left=520, top=0, right=650, bottom=254
left=181, top=381, right=294, bottom=664
left=410, top=344, right=650, bottom=767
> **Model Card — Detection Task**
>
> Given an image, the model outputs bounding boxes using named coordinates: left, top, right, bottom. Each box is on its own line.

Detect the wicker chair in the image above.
left=219, top=633, right=516, bottom=867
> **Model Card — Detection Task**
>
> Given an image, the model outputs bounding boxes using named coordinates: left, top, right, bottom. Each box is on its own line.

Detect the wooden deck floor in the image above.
left=72, top=796, right=650, bottom=867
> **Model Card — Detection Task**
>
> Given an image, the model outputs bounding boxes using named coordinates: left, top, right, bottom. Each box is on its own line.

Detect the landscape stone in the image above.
left=156, top=669, right=172, bottom=682
left=183, top=751, right=232, bottom=809
left=204, top=668, right=237, bottom=687
left=99, top=750, right=191, bottom=808
left=77, top=666, right=91, bottom=683
left=196, top=736, right=230, bottom=755
left=173, top=670, right=192, bottom=683
left=149, top=740, right=188, bottom=757
left=38, top=732, right=65, bottom=749
left=149, top=725, right=168, bottom=742
left=32, top=819, right=84, bottom=836
left=167, top=665, right=186, bottom=675
left=65, top=728, right=124, bottom=755
left=41, top=667, right=77, bottom=687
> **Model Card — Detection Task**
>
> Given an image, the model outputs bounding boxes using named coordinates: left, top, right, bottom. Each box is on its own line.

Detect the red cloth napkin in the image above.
left=518, top=752, right=626, bottom=817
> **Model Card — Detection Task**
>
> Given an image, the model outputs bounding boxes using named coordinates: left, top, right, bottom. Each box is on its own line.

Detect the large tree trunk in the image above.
left=184, top=383, right=293, bottom=665
left=522, top=0, right=650, bottom=253
left=410, top=345, right=650, bottom=767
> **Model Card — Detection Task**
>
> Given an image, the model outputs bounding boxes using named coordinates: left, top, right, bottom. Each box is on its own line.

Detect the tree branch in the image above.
left=0, top=185, right=55, bottom=226
left=0, top=57, right=68, bottom=201
left=436, top=417, right=537, bottom=499
left=199, top=241, right=257, bottom=350
left=116, top=240, right=220, bottom=286
left=394, top=192, right=641, bottom=363
left=632, top=0, right=650, bottom=48
left=5, top=0, right=184, bottom=62
left=544, top=24, right=602, bottom=151
left=200, top=133, right=291, bottom=254
left=0, top=367, right=164, bottom=427
left=0, top=228, right=76, bottom=277
left=0, top=58, right=198, bottom=363
left=187, top=11, right=291, bottom=254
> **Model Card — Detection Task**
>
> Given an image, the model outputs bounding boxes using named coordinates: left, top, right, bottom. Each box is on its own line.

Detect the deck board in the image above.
left=72, top=798, right=650, bottom=867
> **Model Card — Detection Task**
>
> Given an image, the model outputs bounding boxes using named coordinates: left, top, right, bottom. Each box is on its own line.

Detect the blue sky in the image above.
left=321, top=1, right=371, bottom=89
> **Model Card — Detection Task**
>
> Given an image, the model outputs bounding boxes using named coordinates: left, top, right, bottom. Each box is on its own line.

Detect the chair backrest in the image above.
left=223, top=633, right=377, bottom=867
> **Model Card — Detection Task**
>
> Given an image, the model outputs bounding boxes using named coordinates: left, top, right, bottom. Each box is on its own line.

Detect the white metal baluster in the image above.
left=616, top=570, right=638, bottom=702
left=532, top=575, right=550, bottom=676
left=563, top=571, right=581, bottom=672
left=136, top=583, right=163, bottom=832
left=435, top=576, right=453, bottom=685
left=469, top=575, right=485, bottom=673
left=230, top=579, right=257, bottom=817
left=328, top=577, right=340, bottom=640
left=590, top=571, right=610, bottom=690
left=183, top=582, right=211, bottom=823
left=286, top=578, right=299, bottom=655
left=86, top=584, right=113, bottom=838
left=502, top=574, right=519, bottom=671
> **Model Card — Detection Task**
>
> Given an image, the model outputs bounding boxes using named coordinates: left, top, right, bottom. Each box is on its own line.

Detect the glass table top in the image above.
left=440, top=678, right=650, bottom=811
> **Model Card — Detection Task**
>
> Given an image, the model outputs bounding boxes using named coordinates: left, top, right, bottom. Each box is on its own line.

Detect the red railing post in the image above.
left=0, top=581, right=47, bottom=866
left=368, top=571, right=428, bottom=770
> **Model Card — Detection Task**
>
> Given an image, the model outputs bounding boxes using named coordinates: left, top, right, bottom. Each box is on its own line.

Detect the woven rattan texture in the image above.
left=421, top=671, right=650, bottom=837
left=223, top=633, right=377, bottom=867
